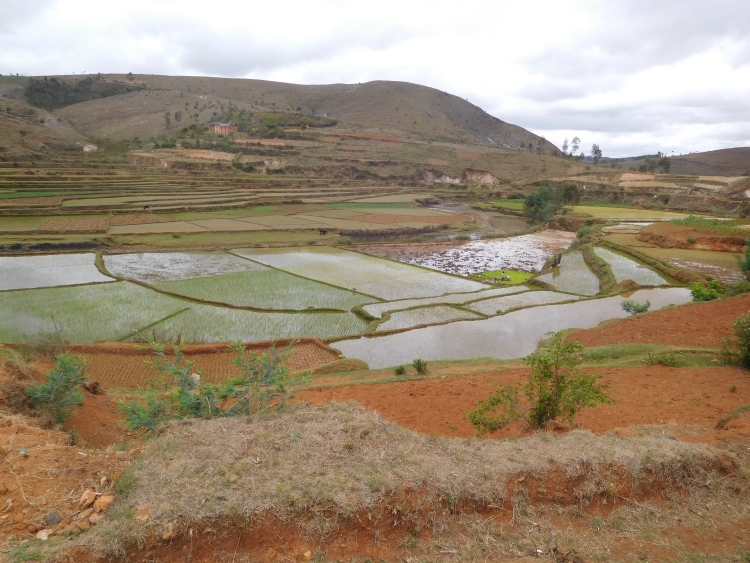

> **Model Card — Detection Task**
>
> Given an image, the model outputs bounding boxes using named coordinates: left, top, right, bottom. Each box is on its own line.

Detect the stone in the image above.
left=76, top=520, right=90, bottom=531
left=136, top=506, right=149, bottom=522
left=78, top=508, right=94, bottom=521
left=88, top=512, right=103, bottom=525
left=162, top=522, right=174, bottom=541
left=93, top=494, right=115, bottom=512
left=36, top=528, right=54, bottom=540
left=303, top=550, right=312, bottom=560
left=79, top=489, right=97, bottom=509
left=42, top=511, right=62, bottom=527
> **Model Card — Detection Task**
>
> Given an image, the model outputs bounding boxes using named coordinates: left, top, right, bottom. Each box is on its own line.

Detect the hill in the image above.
left=624, top=147, right=750, bottom=176
left=46, top=74, right=557, bottom=152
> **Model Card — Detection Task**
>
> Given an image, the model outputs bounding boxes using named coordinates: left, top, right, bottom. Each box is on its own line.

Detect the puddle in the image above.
left=335, top=288, right=691, bottom=368
left=400, top=230, right=576, bottom=275
left=467, top=290, right=583, bottom=315
left=536, top=251, right=600, bottom=295
left=593, top=247, right=668, bottom=286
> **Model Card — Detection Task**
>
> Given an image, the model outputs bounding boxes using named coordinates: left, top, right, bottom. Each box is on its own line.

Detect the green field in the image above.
left=155, top=270, right=374, bottom=311
left=493, top=200, right=524, bottom=211
left=570, top=206, right=691, bottom=220
left=468, top=269, right=532, bottom=285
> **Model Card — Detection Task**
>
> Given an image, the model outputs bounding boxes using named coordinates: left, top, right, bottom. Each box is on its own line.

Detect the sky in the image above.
left=1, top=0, right=749, bottom=157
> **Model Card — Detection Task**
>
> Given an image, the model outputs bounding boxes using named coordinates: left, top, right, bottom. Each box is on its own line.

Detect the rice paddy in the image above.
left=376, top=305, right=481, bottom=331
left=362, top=286, right=527, bottom=317
left=0, top=253, right=113, bottom=291
left=154, top=270, right=374, bottom=311
left=335, top=287, right=692, bottom=368
left=233, top=246, right=486, bottom=300
left=593, top=247, right=668, bottom=286
left=466, top=290, right=583, bottom=315
left=103, top=252, right=265, bottom=283
left=571, top=206, right=691, bottom=220
left=535, top=251, right=600, bottom=295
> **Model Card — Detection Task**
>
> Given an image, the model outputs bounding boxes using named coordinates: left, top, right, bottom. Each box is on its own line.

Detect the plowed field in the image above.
left=71, top=339, right=339, bottom=388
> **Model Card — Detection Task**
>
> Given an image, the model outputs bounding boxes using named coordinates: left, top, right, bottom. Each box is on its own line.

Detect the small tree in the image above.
left=164, top=112, right=171, bottom=129
left=466, top=333, right=614, bottom=435
left=27, top=353, right=87, bottom=425
left=691, top=280, right=724, bottom=302
left=570, top=136, right=581, bottom=156
left=621, top=299, right=650, bottom=315
left=658, top=156, right=671, bottom=173
left=591, top=143, right=602, bottom=165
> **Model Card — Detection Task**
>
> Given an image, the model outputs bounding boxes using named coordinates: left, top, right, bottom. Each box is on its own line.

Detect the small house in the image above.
left=208, top=121, right=237, bottom=135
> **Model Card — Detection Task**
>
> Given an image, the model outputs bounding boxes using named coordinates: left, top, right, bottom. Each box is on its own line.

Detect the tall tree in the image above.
left=561, top=138, right=569, bottom=155
left=591, top=143, right=602, bottom=164
left=571, top=136, right=581, bottom=155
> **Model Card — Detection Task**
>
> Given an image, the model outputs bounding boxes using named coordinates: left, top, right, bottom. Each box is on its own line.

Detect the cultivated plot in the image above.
left=466, top=290, right=583, bottom=315
left=0, top=281, right=185, bottom=343
left=593, top=247, right=668, bottom=286
left=336, top=288, right=692, bottom=368
left=104, top=251, right=265, bottom=283
left=362, top=286, right=527, bottom=317
left=154, top=305, right=368, bottom=343
left=376, top=306, right=480, bottom=331
left=536, top=251, right=600, bottom=296
left=155, top=270, right=374, bottom=311
left=571, top=206, right=690, bottom=220
left=403, top=230, right=577, bottom=275
left=0, top=253, right=113, bottom=291
left=233, top=246, right=486, bottom=300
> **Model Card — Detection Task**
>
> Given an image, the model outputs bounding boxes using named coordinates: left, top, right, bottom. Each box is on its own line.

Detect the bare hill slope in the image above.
left=54, top=74, right=557, bottom=152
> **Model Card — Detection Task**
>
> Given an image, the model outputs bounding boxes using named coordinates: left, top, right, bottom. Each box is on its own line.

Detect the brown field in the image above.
left=108, top=213, right=170, bottom=226
left=39, top=217, right=108, bottom=232
left=108, top=221, right=210, bottom=234
left=347, top=213, right=465, bottom=224
left=69, top=339, right=340, bottom=389
left=0, top=195, right=63, bottom=205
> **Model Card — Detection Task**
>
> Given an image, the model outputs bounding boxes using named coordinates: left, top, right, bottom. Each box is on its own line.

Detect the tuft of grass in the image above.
left=715, top=404, right=750, bottom=430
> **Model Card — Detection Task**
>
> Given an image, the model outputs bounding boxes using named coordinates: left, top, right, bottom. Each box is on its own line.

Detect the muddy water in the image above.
left=335, top=288, right=691, bottom=368
left=402, top=230, right=577, bottom=275
left=536, top=251, right=600, bottom=296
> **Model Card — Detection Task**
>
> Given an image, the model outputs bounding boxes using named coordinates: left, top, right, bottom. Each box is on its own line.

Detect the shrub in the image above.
left=120, top=339, right=302, bottom=435
left=690, top=280, right=724, bottom=302
left=576, top=226, right=590, bottom=239
left=727, top=280, right=750, bottom=296
left=646, top=350, right=682, bottom=367
left=621, top=299, right=650, bottom=315
left=466, top=332, right=614, bottom=434
left=412, top=359, right=428, bottom=375
left=27, top=353, right=87, bottom=425
left=735, top=313, right=750, bottom=368
left=394, top=365, right=407, bottom=376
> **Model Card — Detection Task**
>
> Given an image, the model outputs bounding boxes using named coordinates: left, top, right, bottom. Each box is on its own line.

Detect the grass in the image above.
left=469, top=269, right=533, bottom=285
left=157, top=206, right=285, bottom=220
left=669, top=216, right=749, bottom=236
left=570, top=206, right=691, bottom=219
left=493, top=200, right=524, bottom=211
left=61, top=402, right=727, bottom=561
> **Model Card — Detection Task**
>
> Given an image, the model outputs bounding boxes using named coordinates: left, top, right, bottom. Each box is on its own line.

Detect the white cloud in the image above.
left=1, top=0, right=748, bottom=156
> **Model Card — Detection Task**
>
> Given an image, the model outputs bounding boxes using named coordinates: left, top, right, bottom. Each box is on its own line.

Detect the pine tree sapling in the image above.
left=466, top=332, right=614, bottom=435
left=27, top=353, right=87, bottom=425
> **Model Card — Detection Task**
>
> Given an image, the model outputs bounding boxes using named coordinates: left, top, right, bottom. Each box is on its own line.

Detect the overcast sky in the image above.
left=2, top=0, right=749, bottom=157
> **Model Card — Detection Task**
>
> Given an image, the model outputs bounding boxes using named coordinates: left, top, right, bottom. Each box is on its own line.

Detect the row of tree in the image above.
left=560, top=136, right=603, bottom=164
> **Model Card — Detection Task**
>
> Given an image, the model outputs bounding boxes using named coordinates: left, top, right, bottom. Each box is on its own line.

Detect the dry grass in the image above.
left=65, top=402, right=732, bottom=560
left=39, top=218, right=108, bottom=233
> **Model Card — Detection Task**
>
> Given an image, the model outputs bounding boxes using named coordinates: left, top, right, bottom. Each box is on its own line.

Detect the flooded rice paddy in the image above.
left=0, top=253, right=113, bottom=291
left=103, top=251, right=264, bottom=283
left=335, top=288, right=692, bottom=368
left=376, top=306, right=481, bottom=332
left=593, top=247, right=668, bottom=286
left=536, top=251, right=600, bottom=295
left=399, top=230, right=576, bottom=275
left=362, top=286, right=526, bottom=317
left=233, top=246, right=486, bottom=300
left=466, top=290, right=583, bottom=315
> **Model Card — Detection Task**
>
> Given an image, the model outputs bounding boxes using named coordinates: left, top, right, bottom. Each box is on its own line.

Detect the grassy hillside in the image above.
left=52, top=74, right=558, bottom=152
left=623, top=147, right=750, bottom=176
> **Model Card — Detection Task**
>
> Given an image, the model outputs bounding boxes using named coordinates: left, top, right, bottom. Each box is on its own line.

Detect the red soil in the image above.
left=300, top=365, right=750, bottom=442
left=572, top=293, right=750, bottom=348
left=67, top=339, right=340, bottom=389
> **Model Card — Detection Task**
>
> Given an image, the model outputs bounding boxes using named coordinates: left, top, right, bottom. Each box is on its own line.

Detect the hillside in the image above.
left=625, top=147, right=750, bottom=177
left=50, top=74, right=557, bottom=152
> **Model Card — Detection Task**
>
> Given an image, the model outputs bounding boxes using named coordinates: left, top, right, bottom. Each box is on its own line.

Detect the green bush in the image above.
left=412, top=359, right=428, bottom=375
left=394, top=365, right=406, bottom=376
left=735, top=313, right=750, bottom=368
left=646, top=350, right=682, bottom=367
left=621, top=299, right=650, bottom=315
left=120, top=339, right=302, bottom=435
left=576, top=226, right=590, bottom=239
left=727, top=280, right=750, bottom=297
left=690, top=280, right=724, bottom=302
left=466, top=332, right=614, bottom=434
left=740, top=243, right=750, bottom=279
left=27, top=353, right=87, bottom=425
